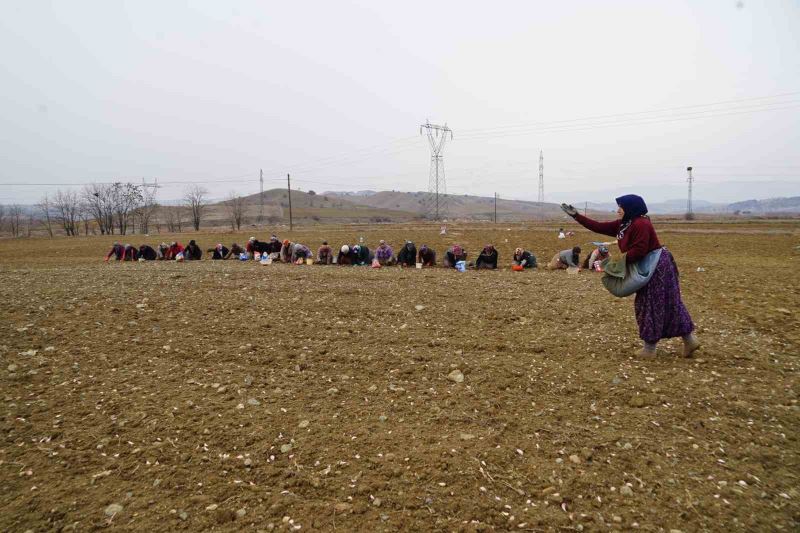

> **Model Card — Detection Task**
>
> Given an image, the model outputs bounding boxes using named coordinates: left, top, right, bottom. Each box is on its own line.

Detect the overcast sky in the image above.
left=1, top=0, right=798, bottom=204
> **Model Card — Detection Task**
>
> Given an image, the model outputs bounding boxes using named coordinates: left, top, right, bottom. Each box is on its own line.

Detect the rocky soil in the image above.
left=1, top=222, right=798, bottom=531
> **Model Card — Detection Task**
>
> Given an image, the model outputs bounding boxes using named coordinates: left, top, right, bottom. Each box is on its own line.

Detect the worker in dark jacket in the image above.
left=266, top=235, right=282, bottom=254
left=184, top=240, right=203, bottom=260
left=417, top=245, right=436, bottom=266
left=104, top=242, right=124, bottom=262
left=138, top=244, right=158, bottom=261
left=353, top=244, right=372, bottom=266
left=246, top=237, right=270, bottom=257
left=337, top=245, right=355, bottom=265
left=208, top=243, right=230, bottom=260
left=121, top=244, right=138, bottom=261
left=512, top=248, right=537, bottom=269
left=224, top=243, right=245, bottom=259
left=397, top=241, right=417, bottom=267
left=475, top=244, right=499, bottom=269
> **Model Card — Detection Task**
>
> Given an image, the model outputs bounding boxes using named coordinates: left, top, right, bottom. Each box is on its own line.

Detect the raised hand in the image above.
left=560, top=203, right=578, bottom=218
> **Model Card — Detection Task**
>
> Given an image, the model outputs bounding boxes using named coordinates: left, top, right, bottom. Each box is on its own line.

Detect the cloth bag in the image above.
left=600, top=247, right=663, bottom=297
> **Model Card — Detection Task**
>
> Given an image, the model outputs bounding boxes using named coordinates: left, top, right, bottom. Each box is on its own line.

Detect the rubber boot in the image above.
left=682, top=333, right=701, bottom=358
left=638, top=342, right=657, bottom=357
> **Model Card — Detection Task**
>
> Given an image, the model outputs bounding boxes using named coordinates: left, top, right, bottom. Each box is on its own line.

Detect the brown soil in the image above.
left=1, top=222, right=798, bottom=532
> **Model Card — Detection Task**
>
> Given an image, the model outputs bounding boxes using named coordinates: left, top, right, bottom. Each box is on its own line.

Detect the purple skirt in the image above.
left=634, top=249, right=694, bottom=344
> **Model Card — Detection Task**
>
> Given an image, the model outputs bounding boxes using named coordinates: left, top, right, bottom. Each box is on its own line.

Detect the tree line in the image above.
left=0, top=183, right=256, bottom=238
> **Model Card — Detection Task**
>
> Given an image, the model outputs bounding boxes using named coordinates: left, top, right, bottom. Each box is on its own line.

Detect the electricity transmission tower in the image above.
left=258, top=169, right=264, bottom=224
left=538, top=150, right=544, bottom=219
left=141, top=177, right=161, bottom=192
left=420, top=121, right=453, bottom=221
left=686, top=166, right=694, bottom=220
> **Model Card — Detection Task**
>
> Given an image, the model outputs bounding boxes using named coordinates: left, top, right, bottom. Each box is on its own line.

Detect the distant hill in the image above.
left=204, top=188, right=418, bottom=225
left=323, top=190, right=378, bottom=198
left=197, top=190, right=800, bottom=228
left=727, top=196, right=800, bottom=214
left=585, top=196, right=800, bottom=215
left=585, top=198, right=729, bottom=215
left=326, top=190, right=575, bottom=221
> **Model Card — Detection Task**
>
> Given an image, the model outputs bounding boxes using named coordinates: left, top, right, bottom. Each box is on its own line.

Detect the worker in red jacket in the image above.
left=165, top=242, right=184, bottom=260
left=562, top=195, right=698, bottom=358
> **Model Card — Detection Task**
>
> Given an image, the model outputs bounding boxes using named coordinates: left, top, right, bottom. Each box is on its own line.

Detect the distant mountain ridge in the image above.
left=203, top=190, right=800, bottom=225
left=585, top=196, right=800, bottom=214
left=325, top=190, right=571, bottom=220
left=727, top=196, right=800, bottom=213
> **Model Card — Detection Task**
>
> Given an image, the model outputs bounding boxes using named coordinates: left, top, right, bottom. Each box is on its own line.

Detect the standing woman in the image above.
left=561, top=195, right=700, bottom=357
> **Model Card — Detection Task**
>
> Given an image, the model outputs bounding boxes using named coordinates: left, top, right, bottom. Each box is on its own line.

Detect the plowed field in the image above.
left=1, top=221, right=798, bottom=531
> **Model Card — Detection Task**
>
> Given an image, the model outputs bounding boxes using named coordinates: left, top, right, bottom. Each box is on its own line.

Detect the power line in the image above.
left=2, top=93, right=798, bottom=196
left=457, top=91, right=800, bottom=136
left=455, top=101, right=800, bottom=142
left=261, top=94, right=800, bottom=179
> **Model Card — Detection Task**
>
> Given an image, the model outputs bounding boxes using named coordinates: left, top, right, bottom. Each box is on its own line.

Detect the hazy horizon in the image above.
left=1, top=1, right=799, bottom=205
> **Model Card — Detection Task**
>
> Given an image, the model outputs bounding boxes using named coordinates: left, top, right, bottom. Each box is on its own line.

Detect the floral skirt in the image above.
left=634, top=249, right=695, bottom=343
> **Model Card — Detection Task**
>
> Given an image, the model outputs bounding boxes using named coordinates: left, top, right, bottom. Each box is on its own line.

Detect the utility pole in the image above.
left=494, top=192, right=498, bottom=223
left=584, top=201, right=587, bottom=216
left=420, top=121, right=454, bottom=221
left=258, top=169, right=264, bottom=225
left=287, top=173, right=293, bottom=231
left=538, top=150, right=544, bottom=220
left=686, top=166, right=694, bottom=220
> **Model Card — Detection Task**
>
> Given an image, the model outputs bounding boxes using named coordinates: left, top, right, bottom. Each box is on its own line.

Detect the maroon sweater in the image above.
left=574, top=214, right=661, bottom=263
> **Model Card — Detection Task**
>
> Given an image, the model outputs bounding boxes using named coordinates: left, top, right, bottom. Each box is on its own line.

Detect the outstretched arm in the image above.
left=573, top=214, right=621, bottom=238
left=561, top=203, right=620, bottom=237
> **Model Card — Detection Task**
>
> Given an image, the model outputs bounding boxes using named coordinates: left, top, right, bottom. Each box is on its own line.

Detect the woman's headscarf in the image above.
left=615, top=194, right=649, bottom=239
left=615, top=194, right=648, bottom=222
left=514, top=247, right=523, bottom=257
left=452, top=245, right=463, bottom=257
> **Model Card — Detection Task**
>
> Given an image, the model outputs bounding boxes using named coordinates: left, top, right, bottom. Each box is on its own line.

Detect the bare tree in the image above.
left=83, top=183, right=115, bottom=234
left=79, top=202, right=94, bottom=235
left=81, top=182, right=144, bottom=235
left=36, top=195, right=55, bottom=237
left=8, top=205, right=23, bottom=237
left=184, top=185, right=208, bottom=231
left=135, top=185, right=158, bottom=235
left=0, top=204, right=6, bottom=234
left=53, top=190, right=80, bottom=236
left=224, top=191, right=246, bottom=230
left=163, top=205, right=184, bottom=233
left=110, top=182, right=143, bottom=235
